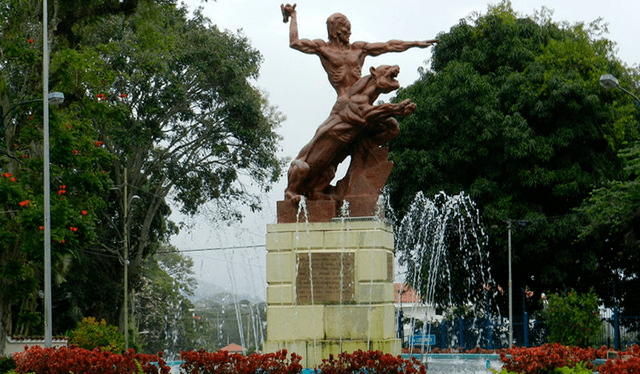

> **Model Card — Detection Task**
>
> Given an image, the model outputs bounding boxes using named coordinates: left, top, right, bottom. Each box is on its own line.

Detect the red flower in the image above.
left=81, top=210, right=88, bottom=216
left=29, top=116, right=33, bottom=120
left=96, top=93, right=106, bottom=101
left=19, top=200, right=30, bottom=207
left=70, top=227, right=78, bottom=232
left=95, top=141, right=104, bottom=147
left=39, top=226, right=44, bottom=230
left=3, top=173, right=12, bottom=178
left=10, top=177, right=16, bottom=182
left=119, top=93, right=127, bottom=98
left=73, top=150, right=79, bottom=155
left=27, top=38, right=34, bottom=43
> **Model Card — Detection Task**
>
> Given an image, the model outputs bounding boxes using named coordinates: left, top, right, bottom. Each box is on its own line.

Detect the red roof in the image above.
left=220, top=343, right=245, bottom=353
left=394, top=283, right=421, bottom=303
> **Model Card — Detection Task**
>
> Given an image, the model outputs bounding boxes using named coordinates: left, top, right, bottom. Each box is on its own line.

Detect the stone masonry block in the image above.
left=266, top=230, right=293, bottom=251
left=266, top=252, right=295, bottom=283
left=356, top=249, right=392, bottom=282
left=356, top=282, right=395, bottom=304
left=266, top=284, right=294, bottom=305
left=266, top=305, right=325, bottom=341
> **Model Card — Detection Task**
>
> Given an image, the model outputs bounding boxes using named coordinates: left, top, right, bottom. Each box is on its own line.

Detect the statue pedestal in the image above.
left=263, top=219, right=401, bottom=368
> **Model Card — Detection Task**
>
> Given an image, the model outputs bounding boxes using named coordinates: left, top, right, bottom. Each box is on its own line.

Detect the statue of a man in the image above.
left=281, top=4, right=438, bottom=98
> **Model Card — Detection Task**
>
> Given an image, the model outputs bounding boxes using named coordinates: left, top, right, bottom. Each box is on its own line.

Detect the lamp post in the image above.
left=41, top=0, right=67, bottom=348
left=600, top=74, right=640, bottom=106
left=507, top=220, right=513, bottom=347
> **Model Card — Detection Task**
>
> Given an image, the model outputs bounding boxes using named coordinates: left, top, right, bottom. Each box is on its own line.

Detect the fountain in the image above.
left=263, top=4, right=439, bottom=368
left=394, top=191, right=502, bottom=373
left=395, top=191, right=494, bottom=324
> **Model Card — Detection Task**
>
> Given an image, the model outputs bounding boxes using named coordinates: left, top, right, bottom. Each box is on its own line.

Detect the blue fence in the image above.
left=405, top=308, right=640, bottom=350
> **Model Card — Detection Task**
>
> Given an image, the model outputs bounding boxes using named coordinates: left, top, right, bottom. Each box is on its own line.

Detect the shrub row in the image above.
left=12, top=344, right=640, bottom=374
left=12, top=347, right=424, bottom=374
left=12, top=345, right=169, bottom=374
left=501, top=343, right=640, bottom=374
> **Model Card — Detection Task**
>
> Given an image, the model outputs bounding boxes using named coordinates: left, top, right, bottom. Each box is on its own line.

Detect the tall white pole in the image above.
left=43, top=0, right=53, bottom=348
left=508, top=220, right=513, bottom=347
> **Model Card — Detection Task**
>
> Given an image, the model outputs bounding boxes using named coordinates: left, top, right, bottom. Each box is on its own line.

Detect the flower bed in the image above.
left=179, top=349, right=425, bottom=374
left=13, top=345, right=169, bottom=374
left=12, top=344, right=640, bottom=374
left=500, top=343, right=640, bottom=374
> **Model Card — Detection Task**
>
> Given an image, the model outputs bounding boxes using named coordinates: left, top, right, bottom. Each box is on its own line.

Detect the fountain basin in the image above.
left=403, top=353, right=503, bottom=374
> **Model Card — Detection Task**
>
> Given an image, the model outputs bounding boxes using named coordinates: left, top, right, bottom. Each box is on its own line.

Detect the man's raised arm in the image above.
left=281, top=3, right=323, bottom=54
left=362, top=39, right=439, bottom=57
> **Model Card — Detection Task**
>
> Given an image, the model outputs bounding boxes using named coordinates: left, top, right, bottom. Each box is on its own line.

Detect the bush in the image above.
left=180, top=349, right=302, bottom=374
left=67, top=317, right=125, bottom=353
left=500, top=344, right=640, bottom=374
left=597, top=345, right=640, bottom=374
left=315, top=350, right=426, bottom=374
left=13, top=345, right=169, bottom=374
left=0, top=356, right=16, bottom=373
left=542, top=289, right=601, bottom=347
left=500, top=343, right=597, bottom=374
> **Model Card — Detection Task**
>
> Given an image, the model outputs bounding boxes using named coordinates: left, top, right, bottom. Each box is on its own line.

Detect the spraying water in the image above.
left=395, top=191, right=494, bottom=350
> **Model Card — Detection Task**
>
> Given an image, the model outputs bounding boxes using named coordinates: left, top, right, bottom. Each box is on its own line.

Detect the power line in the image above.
left=157, top=244, right=265, bottom=254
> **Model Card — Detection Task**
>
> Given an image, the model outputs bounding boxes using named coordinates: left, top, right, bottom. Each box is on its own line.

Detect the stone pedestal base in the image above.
left=264, top=219, right=400, bottom=368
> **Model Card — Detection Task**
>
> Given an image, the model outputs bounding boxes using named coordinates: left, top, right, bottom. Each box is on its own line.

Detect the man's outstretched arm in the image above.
left=362, top=39, right=439, bottom=56
left=281, top=3, right=324, bottom=54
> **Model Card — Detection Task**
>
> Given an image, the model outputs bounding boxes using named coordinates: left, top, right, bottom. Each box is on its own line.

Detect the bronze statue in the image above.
left=281, top=4, right=438, bottom=98
left=280, top=4, right=437, bottom=205
left=285, top=65, right=415, bottom=202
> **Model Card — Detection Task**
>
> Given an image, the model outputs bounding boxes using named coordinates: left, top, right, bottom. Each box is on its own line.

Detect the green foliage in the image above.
left=575, top=141, right=640, bottom=312
left=67, top=317, right=125, bottom=354
left=388, top=0, right=638, bottom=310
left=0, top=355, right=16, bottom=373
left=554, top=361, right=593, bottom=374
left=542, top=289, right=601, bottom=347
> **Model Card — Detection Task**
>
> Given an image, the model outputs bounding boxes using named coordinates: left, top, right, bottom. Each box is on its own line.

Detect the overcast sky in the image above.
left=172, top=0, right=640, bottom=299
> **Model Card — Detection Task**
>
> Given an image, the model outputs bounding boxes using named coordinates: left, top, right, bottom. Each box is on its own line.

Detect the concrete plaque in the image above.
left=296, top=252, right=355, bottom=305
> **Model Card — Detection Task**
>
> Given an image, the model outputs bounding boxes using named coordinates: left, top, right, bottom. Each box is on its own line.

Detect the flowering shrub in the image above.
left=180, top=349, right=302, bottom=374
left=315, top=349, right=426, bottom=374
left=597, top=345, right=640, bottom=374
left=499, top=344, right=640, bottom=374
left=13, top=345, right=169, bottom=374
left=500, top=343, right=597, bottom=374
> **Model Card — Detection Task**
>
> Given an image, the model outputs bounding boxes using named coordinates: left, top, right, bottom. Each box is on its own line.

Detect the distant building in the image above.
left=220, top=343, right=247, bottom=355
left=394, top=284, right=441, bottom=342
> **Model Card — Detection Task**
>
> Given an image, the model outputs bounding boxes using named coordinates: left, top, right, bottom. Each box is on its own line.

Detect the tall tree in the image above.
left=387, top=1, right=639, bottom=312
left=1, top=0, right=283, bottom=348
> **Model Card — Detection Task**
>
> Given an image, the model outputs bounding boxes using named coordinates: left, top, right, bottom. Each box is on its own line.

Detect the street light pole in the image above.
left=508, top=220, right=513, bottom=347
left=43, top=0, right=52, bottom=348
